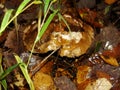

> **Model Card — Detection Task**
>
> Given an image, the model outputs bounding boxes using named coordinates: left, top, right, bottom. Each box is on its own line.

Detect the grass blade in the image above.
left=15, top=0, right=31, bottom=15
left=0, top=80, right=7, bottom=90
left=14, top=54, right=35, bottom=90
left=58, top=13, right=71, bottom=32
left=43, top=0, right=51, bottom=15
left=0, top=64, right=19, bottom=80
left=35, top=9, right=58, bottom=42
left=0, top=9, right=13, bottom=35
left=0, top=53, right=7, bottom=90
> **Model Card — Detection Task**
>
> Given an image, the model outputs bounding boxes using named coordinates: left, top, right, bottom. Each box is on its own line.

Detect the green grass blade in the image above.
left=33, top=1, right=42, bottom=4
left=15, top=0, right=31, bottom=15
left=0, top=53, right=7, bottom=90
left=43, top=0, right=51, bottom=15
left=1, top=80, right=7, bottom=90
left=35, top=10, right=58, bottom=42
left=104, top=5, right=111, bottom=15
left=58, top=13, right=71, bottom=32
left=94, top=42, right=102, bottom=53
left=14, top=54, right=35, bottom=90
left=0, top=64, right=19, bottom=80
left=0, top=9, right=13, bottom=35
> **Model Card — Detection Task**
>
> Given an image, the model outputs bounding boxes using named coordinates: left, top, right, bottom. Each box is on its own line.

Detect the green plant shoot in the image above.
left=14, top=54, right=35, bottom=90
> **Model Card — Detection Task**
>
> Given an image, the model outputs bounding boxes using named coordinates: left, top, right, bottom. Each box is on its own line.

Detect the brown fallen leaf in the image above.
left=33, top=72, right=56, bottom=90
left=100, top=54, right=119, bottom=66
left=54, top=76, right=77, bottom=90
left=96, top=71, right=111, bottom=80
left=77, top=65, right=91, bottom=84
left=4, top=28, right=25, bottom=54
left=85, top=78, right=112, bottom=90
left=77, top=79, right=92, bottom=90
left=78, top=8, right=104, bottom=28
left=105, top=0, right=117, bottom=5
left=0, top=30, right=8, bottom=43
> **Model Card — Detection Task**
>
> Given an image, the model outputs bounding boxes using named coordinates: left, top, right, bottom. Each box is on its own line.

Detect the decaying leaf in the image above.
left=96, top=71, right=111, bottom=80
left=96, top=25, right=120, bottom=52
left=105, top=0, right=117, bottom=5
left=4, top=27, right=25, bottom=54
left=85, top=78, right=112, bottom=90
left=78, top=8, right=103, bottom=28
left=100, top=54, right=119, bottom=66
left=54, top=76, right=77, bottom=90
left=33, top=72, right=56, bottom=90
left=77, top=79, right=92, bottom=90
left=92, top=62, right=120, bottom=81
left=75, top=0, right=96, bottom=9
left=77, top=65, right=91, bottom=84
left=14, top=72, right=25, bottom=87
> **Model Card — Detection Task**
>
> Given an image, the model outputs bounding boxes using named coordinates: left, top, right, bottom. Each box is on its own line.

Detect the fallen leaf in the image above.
left=85, top=78, right=112, bottom=90
left=100, top=54, right=119, bottom=66
left=75, top=0, right=96, bottom=9
left=78, top=8, right=103, bottom=28
left=105, top=0, right=117, bottom=5
left=96, top=71, right=111, bottom=80
left=54, top=76, right=77, bottom=90
left=14, top=72, right=25, bottom=87
left=77, top=65, right=91, bottom=84
left=33, top=72, right=56, bottom=90
left=4, top=27, right=25, bottom=54
left=77, top=79, right=92, bottom=90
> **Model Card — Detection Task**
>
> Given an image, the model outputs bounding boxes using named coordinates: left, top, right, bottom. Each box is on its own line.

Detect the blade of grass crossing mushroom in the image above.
left=27, top=1, right=58, bottom=66
left=14, top=54, right=35, bottom=90
left=58, top=13, right=71, bottom=32
left=35, top=9, right=58, bottom=42
left=28, top=10, right=58, bottom=66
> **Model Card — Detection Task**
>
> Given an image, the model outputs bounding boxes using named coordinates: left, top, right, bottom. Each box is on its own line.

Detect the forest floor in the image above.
left=0, top=0, right=120, bottom=90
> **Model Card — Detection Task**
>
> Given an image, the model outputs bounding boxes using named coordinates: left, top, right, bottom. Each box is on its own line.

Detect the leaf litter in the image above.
left=0, top=0, right=120, bottom=90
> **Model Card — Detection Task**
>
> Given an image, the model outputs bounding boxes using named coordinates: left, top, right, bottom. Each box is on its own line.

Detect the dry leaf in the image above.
left=33, top=72, right=56, bottom=90
left=105, top=0, right=117, bottom=4
left=54, top=76, right=77, bottom=90
left=96, top=71, right=111, bottom=80
left=85, top=78, right=112, bottom=90
left=77, top=79, right=92, bottom=90
left=78, top=8, right=103, bottom=28
left=77, top=65, right=91, bottom=84
left=4, top=28, right=25, bottom=54
left=100, top=54, right=119, bottom=66
left=14, top=72, right=25, bottom=87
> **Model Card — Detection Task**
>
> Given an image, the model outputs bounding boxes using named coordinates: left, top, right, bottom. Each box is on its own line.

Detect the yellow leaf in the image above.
left=100, top=55, right=119, bottom=66
left=105, top=0, right=117, bottom=5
